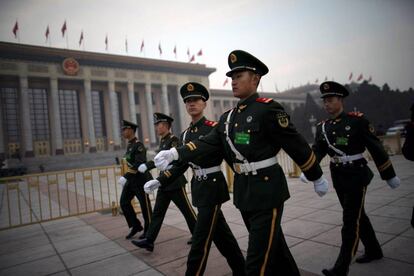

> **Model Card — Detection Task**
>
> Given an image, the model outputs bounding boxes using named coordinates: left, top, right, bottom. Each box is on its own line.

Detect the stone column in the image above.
left=145, top=83, right=156, bottom=144
left=19, top=76, right=34, bottom=157
left=0, top=102, right=5, bottom=159
left=175, top=86, right=186, bottom=131
left=49, top=78, right=64, bottom=155
left=84, top=79, right=97, bottom=152
left=127, top=81, right=137, bottom=123
left=161, top=83, right=170, bottom=116
left=108, top=81, right=121, bottom=150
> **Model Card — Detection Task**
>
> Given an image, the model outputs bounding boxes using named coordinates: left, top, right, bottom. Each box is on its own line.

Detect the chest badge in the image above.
left=246, top=116, right=253, bottom=123
left=345, top=125, right=351, bottom=131
left=277, top=113, right=289, bottom=128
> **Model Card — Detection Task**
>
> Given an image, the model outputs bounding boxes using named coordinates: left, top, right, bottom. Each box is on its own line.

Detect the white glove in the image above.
left=386, top=176, right=400, bottom=189
left=118, top=176, right=127, bottom=187
left=138, top=164, right=148, bottom=173
left=313, top=176, right=328, bottom=197
left=144, top=179, right=161, bottom=194
left=154, top=148, right=179, bottom=171
left=300, top=172, right=309, bottom=183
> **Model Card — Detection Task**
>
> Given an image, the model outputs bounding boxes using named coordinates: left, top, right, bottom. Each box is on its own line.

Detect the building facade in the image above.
left=0, top=42, right=215, bottom=161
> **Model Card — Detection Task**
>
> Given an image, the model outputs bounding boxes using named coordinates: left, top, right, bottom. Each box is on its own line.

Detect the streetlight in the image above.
left=309, top=114, right=317, bottom=139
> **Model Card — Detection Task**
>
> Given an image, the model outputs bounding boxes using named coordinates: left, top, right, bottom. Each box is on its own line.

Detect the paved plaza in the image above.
left=0, top=155, right=413, bottom=275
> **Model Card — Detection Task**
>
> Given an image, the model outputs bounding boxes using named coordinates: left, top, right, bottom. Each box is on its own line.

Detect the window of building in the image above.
left=28, top=88, right=50, bottom=141
left=134, top=92, right=140, bottom=105
left=59, top=89, right=81, bottom=139
left=0, top=87, right=20, bottom=144
left=91, top=90, right=106, bottom=138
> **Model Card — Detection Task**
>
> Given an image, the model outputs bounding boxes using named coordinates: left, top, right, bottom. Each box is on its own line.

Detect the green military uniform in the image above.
left=155, top=83, right=245, bottom=276
left=136, top=113, right=196, bottom=246
left=172, top=51, right=324, bottom=275
left=313, top=82, right=398, bottom=276
left=120, top=120, right=153, bottom=238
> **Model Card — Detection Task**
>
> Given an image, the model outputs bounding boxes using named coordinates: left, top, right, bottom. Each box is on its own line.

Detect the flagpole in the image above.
left=66, top=33, right=69, bottom=49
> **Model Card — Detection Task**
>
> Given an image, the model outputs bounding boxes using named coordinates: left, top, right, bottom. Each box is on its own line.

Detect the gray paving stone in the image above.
left=382, top=236, right=414, bottom=264
left=132, top=268, right=164, bottom=276
left=70, top=252, right=149, bottom=276
left=53, top=230, right=109, bottom=253
left=0, top=231, right=50, bottom=255
left=0, top=243, right=55, bottom=269
left=300, top=209, right=343, bottom=225
left=369, top=205, right=412, bottom=220
left=400, top=227, right=414, bottom=238
left=283, top=206, right=318, bottom=219
left=282, top=219, right=337, bottom=239
left=61, top=240, right=126, bottom=268
left=369, top=215, right=410, bottom=235
left=47, top=224, right=100, bottom=242
left=0, top=255, right=65, bottom=276
left=349, top=257, right=414, bottom=276
left=390, top=197, right=414, bottom=207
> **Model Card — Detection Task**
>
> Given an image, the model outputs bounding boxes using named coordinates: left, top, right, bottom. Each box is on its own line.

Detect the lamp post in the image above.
left=309, top=114, right=317, bottom=139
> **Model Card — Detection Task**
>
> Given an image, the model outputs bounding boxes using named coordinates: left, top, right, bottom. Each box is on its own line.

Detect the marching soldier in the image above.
left=153, top=50, right=328, bottom=275
left=309, top=81, right=400, bottom=276
left=131, top=112, right=196, bottom=251
left=144, top=82, right=246, bottom=275
left=118, top=120, right=153, bottom=239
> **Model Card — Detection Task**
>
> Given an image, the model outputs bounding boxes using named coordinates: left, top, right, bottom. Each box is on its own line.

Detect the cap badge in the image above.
left=246, top=116, right=253, bottom=123
left=345, top=125, right=351, bottom=131
left=230, top=53, right=237, bottom=63
left=323, top=83, right=330, bottom=90
left=187, top=83, right=194, bottom=92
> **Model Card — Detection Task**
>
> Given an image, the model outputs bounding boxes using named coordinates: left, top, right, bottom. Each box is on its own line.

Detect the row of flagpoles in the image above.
left=11, top=20, right=204, bottom=63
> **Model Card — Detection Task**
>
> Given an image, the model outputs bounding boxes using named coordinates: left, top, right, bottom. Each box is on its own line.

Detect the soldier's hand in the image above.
left=386, top=176, right=400, bottom=189
left=154, top=148, right=179, bottom=170
left=144, top=180, right=161, bottom=194
left=118, top=176, right=127, bottom=187
left=300, top=172, right=309, bottom=183
left=138, top=164, right=148, bottom=173
left=313, top=176, right=328, bottom=197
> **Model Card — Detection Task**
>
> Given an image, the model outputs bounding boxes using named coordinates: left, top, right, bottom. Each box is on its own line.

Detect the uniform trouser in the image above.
left=120, top=180, right=152, bottom=233
left=186, top=205, right=246, bottom=276
left=241, top=205, right=300, bottom=276
left=334, top=185, right=382, bottom=274
left=145, top=186, right=197, bottom=242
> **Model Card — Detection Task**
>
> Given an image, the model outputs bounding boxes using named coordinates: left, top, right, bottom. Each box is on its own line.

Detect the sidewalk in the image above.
left=0, top=155, right=413, bottom=275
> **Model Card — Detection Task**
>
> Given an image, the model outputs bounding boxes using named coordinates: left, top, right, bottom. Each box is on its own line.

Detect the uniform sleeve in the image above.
left=312, top=124, right=329, bottom=162
left=402, top=123, right=414, bottom=161
left=360, top=117, right=396, bottom=180
left=157, top=161, right=190, bottom=186
left=124, top=142, right=147, bottom=179
left=265, top=102, right=323, bottom=181
left=145, top=160, right=156, bottom=171
left=177, top=123, right=224, bottom=163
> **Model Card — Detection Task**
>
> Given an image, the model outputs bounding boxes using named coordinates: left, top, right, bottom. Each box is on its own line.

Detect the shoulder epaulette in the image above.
left=204, top=120, right=218, bottom=127
left=347, top=111, right=364, bottom=117
left=256, top=97, right=273, bottom=104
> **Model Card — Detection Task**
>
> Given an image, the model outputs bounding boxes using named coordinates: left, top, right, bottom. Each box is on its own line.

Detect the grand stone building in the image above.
left=0, top=42, right=305, bottom=171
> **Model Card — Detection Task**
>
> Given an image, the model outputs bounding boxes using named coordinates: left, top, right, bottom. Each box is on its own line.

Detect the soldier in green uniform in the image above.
left=308, top=81, right=400, bottom=276
left=153, top=50, right=328, bottom=275
left=144, top=82, right=246, bottom=276
left=118, top=120, right=153, bottom=239
left=130, top=112, right=196, bottom=251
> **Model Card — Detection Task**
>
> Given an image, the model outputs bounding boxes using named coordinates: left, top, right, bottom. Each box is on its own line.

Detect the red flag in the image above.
left=125, top=37, right=128, bottom=53
left=197, top=49, right=203, bottom=56
left=187, top=48, right=190, bottom=58
left=79, top=31, right=84, bottom=46
left=357, top=73, right=363, bottom=81
left=158, top=42, right=162, bottom=56
left=12, top=20, right=18, bottom=38
left=367, top=76, right=372, bottom=82
left=348, top=72, right=353, bottom=81
left=61, top=20, right=67, bottom=37
left=140, top=39, right=144, bottom=53
left=105, top=34, right=108, bottom=50
left=173, top=45, right=177, bottom=57
left=223, top=78, right=229, bottom=87
left=189, top=54, right=195, bottom=62
left=45, top=25, right=50, bottom=41
left=315, top=78, right=319, bottom=84
left=324, top=76, right=328, bottom=81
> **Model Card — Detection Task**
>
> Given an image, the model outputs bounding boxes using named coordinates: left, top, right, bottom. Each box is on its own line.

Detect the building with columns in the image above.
left=0, top=42, right=308, bottom=171
left=0, top=41, right=215, bottom=162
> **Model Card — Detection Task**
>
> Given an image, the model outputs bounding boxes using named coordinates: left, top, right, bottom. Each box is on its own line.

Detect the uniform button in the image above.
left=347, top=134, right=350, bottom=137
left=238, top=110, right=241, bottom=113
left=333, top=143, right=336, bottom=145
left=333, top=122, right=336, bottom=125
left=332, top=131, right=336, bottom=134
left=235, top=123, right=238, bottom=127
left=247, top=129, right=251, bottom=133
left=264, top=176, right=269, bottom=181
left=213, top=178, right=216, bottom=182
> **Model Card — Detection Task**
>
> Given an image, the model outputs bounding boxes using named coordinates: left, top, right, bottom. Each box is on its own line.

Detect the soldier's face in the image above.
left=323, top=96, right=343, bottom=115
left=121, top=128, right=134, bottom=139
left=155, top=122, right=169, bottom=136
left=231, top=71, right=259, bottom=99
left=185, top=97, right=206, bottom=117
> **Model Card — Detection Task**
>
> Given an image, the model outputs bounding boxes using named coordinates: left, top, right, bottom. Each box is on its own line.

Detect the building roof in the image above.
left=0, top=41, right=216, bottom=76
left=211, top=89, right=306, bottom=101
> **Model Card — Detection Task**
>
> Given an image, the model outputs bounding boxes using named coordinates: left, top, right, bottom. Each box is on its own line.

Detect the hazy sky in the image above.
left=0, top=0, right=413, bottom=92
